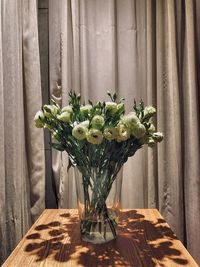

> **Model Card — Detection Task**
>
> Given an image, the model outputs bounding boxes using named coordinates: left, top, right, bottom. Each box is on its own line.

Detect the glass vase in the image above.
left=74, top=166, right=123, bottom=244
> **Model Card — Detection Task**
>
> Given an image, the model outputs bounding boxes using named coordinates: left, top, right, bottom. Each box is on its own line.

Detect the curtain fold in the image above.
left=0, top=0, right=45, bottom=264
left=48, top=0, right=200, bottom=263
left=182, top=0, right=200, bottom=258
left=156, top=0, right=184, bottom=241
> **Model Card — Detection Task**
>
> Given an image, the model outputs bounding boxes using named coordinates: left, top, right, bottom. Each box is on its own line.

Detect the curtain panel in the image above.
left=49, top=0, right=200, bottom=263
left=0, top=0, right=45, bottom=264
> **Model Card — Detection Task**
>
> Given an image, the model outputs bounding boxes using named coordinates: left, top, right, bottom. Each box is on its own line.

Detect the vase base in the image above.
left=81, top=232, right=116, bottom=244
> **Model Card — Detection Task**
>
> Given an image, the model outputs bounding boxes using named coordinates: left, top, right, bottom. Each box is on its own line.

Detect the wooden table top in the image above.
left=3, top=209, right=198, bottom=267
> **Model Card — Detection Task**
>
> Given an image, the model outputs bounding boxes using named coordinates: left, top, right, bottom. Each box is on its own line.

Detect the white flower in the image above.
left=116, top=123, right=131, bottom=142
left=105, top=102, right=117, bottom=115
left=152, top=132, right=163, bottom=142
left=143, top=106, right=156, bottom=119
left=122, top=112, right=140, bottom=128
left=86, top=129, right=103, bottom=145
left=34, top=111, right=44, bottom=128
left=80, top=120, right=90, bottom=128
left=72, top=124, right=88, bottom=140
left=80, top=105, right=93, bottom=116
left=103, top=127, right=117, bottom=141
left=91, top=115, right=105, bottom=129
left=57, top=111, right=71, bottom=122
left=62, top=105, right=73, bottom=113
left=131, top=123, right=146, bottom=138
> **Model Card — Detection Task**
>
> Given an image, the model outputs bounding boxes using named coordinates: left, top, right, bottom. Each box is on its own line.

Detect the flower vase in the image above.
left=74, top=166, right=123, bottom=244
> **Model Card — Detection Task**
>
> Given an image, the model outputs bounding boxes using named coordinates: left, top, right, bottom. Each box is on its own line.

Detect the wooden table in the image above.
left=3, top=209, right=198, bottom=267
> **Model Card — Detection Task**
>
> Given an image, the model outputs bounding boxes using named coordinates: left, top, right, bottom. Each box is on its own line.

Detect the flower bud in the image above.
left=152, top=132, right=163, bottom=142
left=34, top=111, right=44, bottom=128
left=86, top=129, right=103, bottom=145
left=143, top=106, right=156, bottom=119
left=148, top=123, right=155, bottom=133
left=57, top=112, right=71, bottom=122
left=105, top=102, right=117, bottom=115
left=91, top=115, right=105, bottom=129
left=43, top=105, right=58, bottom=118
left=72, top=124, right=88, bottom=140
left=148, top=138, right=156, bottom=147
left=95, top=101, right=101, bottom=109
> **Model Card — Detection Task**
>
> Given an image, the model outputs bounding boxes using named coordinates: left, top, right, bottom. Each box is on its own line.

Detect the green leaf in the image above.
left=88, top=100, right=93, bottom=106
left=50, top=99, right=57, bottom=105
left=113, top=92, right=117, bottom=101
left=107, top=90, right=111, bottom=96
left=51, top=142, right=65, bottom=151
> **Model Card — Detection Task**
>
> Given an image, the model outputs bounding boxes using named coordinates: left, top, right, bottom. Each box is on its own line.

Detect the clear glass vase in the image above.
left=74, top=166, right=123, bottom=244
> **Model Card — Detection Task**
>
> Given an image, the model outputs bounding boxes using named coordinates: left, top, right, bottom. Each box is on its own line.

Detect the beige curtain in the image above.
left=49, top=0, right=200, bottom=263
left=0, top=0, right=45, bottom=264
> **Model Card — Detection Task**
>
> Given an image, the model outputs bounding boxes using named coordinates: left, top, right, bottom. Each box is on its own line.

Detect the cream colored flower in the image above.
left=57, top=111, right=71, bottom=122
left=131, top=123, right=146, bottom=139
left=34, top=110, right=44, bottom=128
left=105, top=102, right=117, bottom=115
left=91, top=115, right=105, bottom=129
left=80, top=120, right=90, bottom=128
left=122, top=112, right=140, bottom=128
left=62, top=105, right=73, bottom=113
left=116, top=123, right=131, bottom=142
left=87, top=129, right=103, bottom=145
left=103, top=127, right=117, bottom=141
left=72, top=124, right=88, bottom=140
left=43, top=104, right=58, bottom=118
left=80, top=105, right=92, bottom=116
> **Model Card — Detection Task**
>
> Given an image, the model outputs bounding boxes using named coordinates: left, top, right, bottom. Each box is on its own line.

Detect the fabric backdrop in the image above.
left=48, top=0, right=200, bottom=263
left=0, top=0, right=45, bottom=264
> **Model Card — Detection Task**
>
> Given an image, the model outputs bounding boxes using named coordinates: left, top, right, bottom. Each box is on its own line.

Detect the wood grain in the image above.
left=2, top=209, right=198, bottom=267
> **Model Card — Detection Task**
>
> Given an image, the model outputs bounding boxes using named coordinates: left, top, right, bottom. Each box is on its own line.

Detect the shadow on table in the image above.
left=24, top=210, right=188, bottom=266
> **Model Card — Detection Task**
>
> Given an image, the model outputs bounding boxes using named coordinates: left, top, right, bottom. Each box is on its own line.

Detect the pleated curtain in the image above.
left=0, top=0, right=45, bottom=264
left=49, top=0, right=200, bottom=263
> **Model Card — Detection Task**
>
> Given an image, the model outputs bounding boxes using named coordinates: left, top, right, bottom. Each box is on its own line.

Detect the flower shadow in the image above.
left=24, top=210, right=189, bottom=266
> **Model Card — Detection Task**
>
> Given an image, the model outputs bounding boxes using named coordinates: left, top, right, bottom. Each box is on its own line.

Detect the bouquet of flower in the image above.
left=34, top=91, right=163, bottom=243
